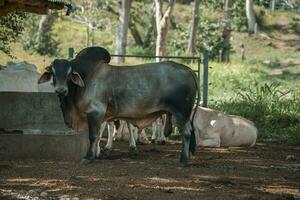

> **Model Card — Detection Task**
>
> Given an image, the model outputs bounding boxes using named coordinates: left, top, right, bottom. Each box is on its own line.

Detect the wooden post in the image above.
left=254, top=23, right=258, bottom=36
left=219, top=50, right=222, bottom=62
left=240, top=44, right=245, bottom=61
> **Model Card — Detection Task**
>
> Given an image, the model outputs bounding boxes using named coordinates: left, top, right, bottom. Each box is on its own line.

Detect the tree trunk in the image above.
left=143, top=4, right=156, bottom=48
left=115, top=0, right=131, bottom=64
left=154, top=0, right=175, bottom=62
left=37, top=13, right=55, bottom=44
left=129, top=19, right=143, bottom=46
left=246, top=0, right=256, bottom=34
left=270, top=0, right=276, bottom=11
left=86, top=25, right=90, bottom=47
left=221, top=0, right=232, bottom=62
left=187, top=0, right=200, bottom=54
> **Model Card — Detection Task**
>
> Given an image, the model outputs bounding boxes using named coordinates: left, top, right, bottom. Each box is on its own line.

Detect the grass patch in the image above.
left=211, top=82, right=300, bottom=145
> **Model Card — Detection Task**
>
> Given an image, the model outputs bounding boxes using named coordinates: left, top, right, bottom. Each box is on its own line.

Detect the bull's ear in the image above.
left=38, top=72, right=52, bottom=84
left=71, top=72, right=85, bottom=87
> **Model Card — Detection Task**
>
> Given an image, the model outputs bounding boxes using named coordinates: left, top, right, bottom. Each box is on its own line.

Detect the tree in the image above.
left=115, top=0, right=131, bottom=64
left=143, top=4, right=156, bottom=49
left=246, top=0, right=257, bottom=34
left=23, top=13, right=60, bottom=56
left=187, top=0, right=200, bottom=54
left=154, top=0, right=175, bottom=62
left=0, top=12, right=27, bottom=56
left=221, top=0, right=232, bottom=62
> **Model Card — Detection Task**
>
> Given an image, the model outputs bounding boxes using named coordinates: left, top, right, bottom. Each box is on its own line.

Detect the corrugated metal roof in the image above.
left=0, top=0, right=75, bottom=16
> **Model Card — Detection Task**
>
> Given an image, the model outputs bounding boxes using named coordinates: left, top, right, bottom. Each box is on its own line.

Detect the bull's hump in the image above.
left=75, top=46, right=111, bottom=64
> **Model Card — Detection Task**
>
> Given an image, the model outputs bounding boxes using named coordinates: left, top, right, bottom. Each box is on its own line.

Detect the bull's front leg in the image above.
left=80, top=111, right=104, bottom=165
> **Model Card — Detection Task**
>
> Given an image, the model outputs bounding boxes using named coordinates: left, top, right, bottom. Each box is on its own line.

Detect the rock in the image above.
left=18, top=190, right=26, bottom=194
left=40, top=191, right=48, bottom=198
left=59, top=194, right=71, bottom=200
left=27, top=189, right=39, bottom=197
left=286, top=155, right=300, bottom=160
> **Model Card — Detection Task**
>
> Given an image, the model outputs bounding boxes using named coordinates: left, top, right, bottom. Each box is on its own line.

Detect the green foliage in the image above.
left=196, top=20, right=225, bottom=60
left=232, top=1, right=248, bottom=32
left=202, top=0, right=223, bottom=10
left=0, top=12, right=27, bottom=56
left=127, top=45, right=154, bottom=56
left=22, top=14, right=61, bottom=57
left=212, top=82, right=300, bottom=144
left=167, top=23, right=189, bottom=56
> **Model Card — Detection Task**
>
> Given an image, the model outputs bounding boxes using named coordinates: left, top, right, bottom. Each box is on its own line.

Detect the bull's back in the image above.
left=106, top=61, right=197, bottom=117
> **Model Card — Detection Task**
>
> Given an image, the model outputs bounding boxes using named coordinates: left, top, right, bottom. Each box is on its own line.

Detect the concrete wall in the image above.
left=0, top=132, right=89, bottom=161
left=0, top=92, right=89, bottom=161
left=0, top=92, right=68, bottom=131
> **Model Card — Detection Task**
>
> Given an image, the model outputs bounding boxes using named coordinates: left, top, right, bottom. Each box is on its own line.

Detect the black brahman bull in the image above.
left=38, top=46, right=199, bottom=166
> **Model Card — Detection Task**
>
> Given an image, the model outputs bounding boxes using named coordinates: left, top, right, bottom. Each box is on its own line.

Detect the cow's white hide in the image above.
left=97, top=120, right=151, bottom=156
left=193, top=107, right=257, bottom=147
left=0, top=62, right=39, bottom=92
left=151, top=115, right=167, bottom=144
left=0, top=61, right=54, bottom=92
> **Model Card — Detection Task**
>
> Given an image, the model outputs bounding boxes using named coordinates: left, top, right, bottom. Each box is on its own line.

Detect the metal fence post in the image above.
left=203, top=52, right=209, bottom=107
left=68, top=47, right=74, bottom=59
left=197, top=58, right=201, bottom=104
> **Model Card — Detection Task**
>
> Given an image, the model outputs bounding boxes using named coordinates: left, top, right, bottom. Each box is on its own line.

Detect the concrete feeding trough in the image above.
left=0, top=92, right=88, bottom=161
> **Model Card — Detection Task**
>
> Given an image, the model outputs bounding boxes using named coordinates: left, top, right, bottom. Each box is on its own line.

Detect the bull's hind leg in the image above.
left=81, top=111, right=104, bottom=165
left=179, top=121, right=193, bottom=166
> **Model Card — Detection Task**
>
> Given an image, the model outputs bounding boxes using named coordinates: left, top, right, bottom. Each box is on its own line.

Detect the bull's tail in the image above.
left=189, top=68, right=201, bottom=155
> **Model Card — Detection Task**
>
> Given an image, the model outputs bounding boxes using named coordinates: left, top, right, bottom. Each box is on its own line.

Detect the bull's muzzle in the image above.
left=55, top=88, right=68, bottom=96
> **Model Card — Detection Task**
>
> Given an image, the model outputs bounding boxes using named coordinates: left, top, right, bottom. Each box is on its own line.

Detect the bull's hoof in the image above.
left=102, top=147, right=112, bottom=153
left=190, top=150, right=195, bottom=156
left=80, top=158, right=92, bottom=165
left=129, top=146, right=138, bottom=155
left=179, top=161, right=188, bottom=167
left=137, top=140, right=150, bottom=145
left=151, top=139, right=156, bottom=144
left=179, top=156, right=188, bottom=167
left=101, top=148, right=112, bottom=157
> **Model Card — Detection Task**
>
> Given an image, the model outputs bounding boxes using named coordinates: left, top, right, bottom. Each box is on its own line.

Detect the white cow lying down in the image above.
left=0, top=61, right=53, bottom=92
left=193, top=107, right=257, bottom=147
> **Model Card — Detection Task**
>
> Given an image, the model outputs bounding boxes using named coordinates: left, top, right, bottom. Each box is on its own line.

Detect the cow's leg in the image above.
left=104, top=121, right=115, bottom=150
left=151, top=122, right=157, bottom=143
left=156, top=116, right=166, bottom=145
left=114, top=120, right=125, bottom=141
left=128, top=123, right=137, bottom=151
left=81, top=111, right=103, bottom=165
left=138, top=129, right=150, bottom=144
left=96, top=121, right=107, bottom=158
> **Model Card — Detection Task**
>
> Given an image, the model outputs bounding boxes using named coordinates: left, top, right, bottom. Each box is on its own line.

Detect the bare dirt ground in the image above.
left=0, top=141, right=299, bottom=200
